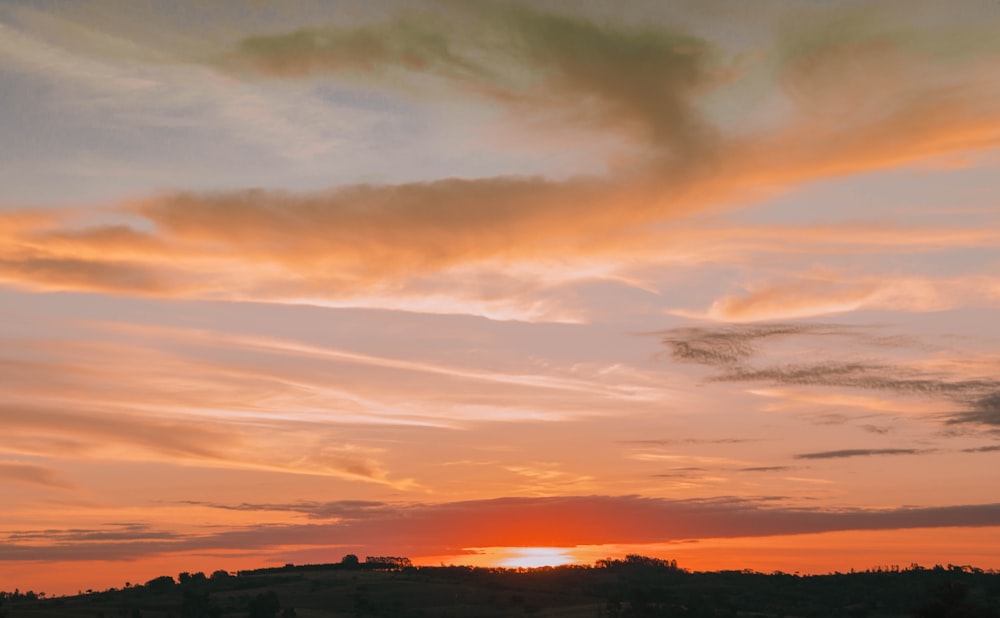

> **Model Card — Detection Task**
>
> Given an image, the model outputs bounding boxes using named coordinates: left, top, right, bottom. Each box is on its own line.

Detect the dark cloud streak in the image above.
left=178, top=499, right=387, bottom=520
left=662, top=324, right=1000, bottom=428
left=739, top=466, right=792, bottom=472
left=961, top=445, right=1000, bottom=453
left=795, top=448, right=927, bottom=460
left=4, top=495, right=1000, bottom=562
left=221, top=3, right=721, bottom=157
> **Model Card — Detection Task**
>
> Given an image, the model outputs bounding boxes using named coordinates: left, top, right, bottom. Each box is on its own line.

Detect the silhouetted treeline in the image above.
left=3, top=558, right=1000, bottom=617
left=231, top=556, right=413, bottom=579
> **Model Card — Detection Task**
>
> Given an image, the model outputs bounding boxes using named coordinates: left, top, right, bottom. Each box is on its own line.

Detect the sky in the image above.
left=2, top=0, right=1000, bottom=596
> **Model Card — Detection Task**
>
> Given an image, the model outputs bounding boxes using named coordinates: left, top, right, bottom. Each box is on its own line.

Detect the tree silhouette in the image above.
left=143, top=575, right=175, bottom=593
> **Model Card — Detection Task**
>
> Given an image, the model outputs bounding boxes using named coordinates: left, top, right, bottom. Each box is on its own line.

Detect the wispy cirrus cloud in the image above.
left=686, top=274, right=1000, bottom=322
left=963, top=445, right=1000, bottom=453
left=0, top=460, right=74, bottom=489
left=794, top=448, right=930, bottom=460
left=0, top=400, right=403, bottom=487
left=618, top=438, right=755, bottom=447
left=5, top=523, right=176, bottom=543
left=949, top=392, right=1000, bottom=427
left=662, top=323, right=1000, bottom=428
left=177, top=499, right=388, bottom=520
left=664, top=323, right=851, bottom=367
left=14, top=319, right=673, bottom=424
left=740, top=466, right=792, bottom=473
left=0, top=317, right=679, bottom=491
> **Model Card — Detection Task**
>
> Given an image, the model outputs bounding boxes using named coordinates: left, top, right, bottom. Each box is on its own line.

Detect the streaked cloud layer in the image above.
left=5, top=496, right=1000, bottom=562
left=663, top=323, right=1000, bottom=427
left=1, top=0, right=999, bottom=595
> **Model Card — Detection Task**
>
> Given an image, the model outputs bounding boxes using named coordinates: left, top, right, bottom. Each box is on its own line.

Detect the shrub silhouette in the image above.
left=913, top=581, right=1000, bottom=618
left=180, top=588, right=221, bottom=618
left=248, top=590, right=281, bottom=618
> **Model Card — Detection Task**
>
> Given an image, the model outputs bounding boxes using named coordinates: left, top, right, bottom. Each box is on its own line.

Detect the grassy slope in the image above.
left=3, top=562, right=1000, bottom=617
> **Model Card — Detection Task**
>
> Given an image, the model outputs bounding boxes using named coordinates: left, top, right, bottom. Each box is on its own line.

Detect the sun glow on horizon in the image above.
left=497, top=547, right=575, bottom=568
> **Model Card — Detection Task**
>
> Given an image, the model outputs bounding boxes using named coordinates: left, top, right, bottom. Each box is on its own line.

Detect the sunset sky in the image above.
left=3, top=0, right=1000, bottom=596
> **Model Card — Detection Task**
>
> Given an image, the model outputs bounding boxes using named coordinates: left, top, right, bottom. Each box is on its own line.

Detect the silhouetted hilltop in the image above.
left=3, top=557, right=999, bottom=617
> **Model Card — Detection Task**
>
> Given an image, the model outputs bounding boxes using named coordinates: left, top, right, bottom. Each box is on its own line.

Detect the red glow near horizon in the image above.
left=3, top=0, right=1000, bottom=600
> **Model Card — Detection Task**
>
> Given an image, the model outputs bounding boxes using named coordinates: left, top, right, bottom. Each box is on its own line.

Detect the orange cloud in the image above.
left=703, top=278, right=880, bottom=321
left=690, top=274, right=1000, bottom=322
left=0, top=402, right=237, bottom=461
left=744, top=6, right=1000, bottom=181
left=0, top=320, right=681, bottom=490
left=0, top=343, right=407, bottom=484
left=1, top=5, right=999, bottom=317
left=0, top=461, right=74, bottom=489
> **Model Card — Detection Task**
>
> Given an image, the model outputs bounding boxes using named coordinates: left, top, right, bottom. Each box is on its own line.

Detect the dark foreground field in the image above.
left=3, top=557, right=999, bottom=617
